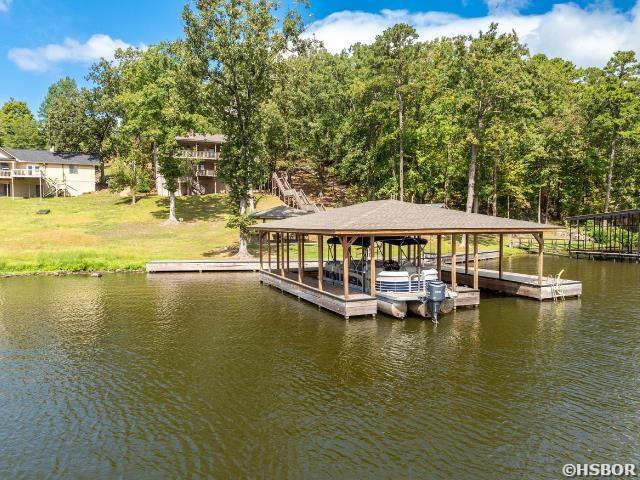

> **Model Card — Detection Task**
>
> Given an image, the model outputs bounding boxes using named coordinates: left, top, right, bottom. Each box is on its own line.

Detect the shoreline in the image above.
left=0, top=249, right=561, bottom=279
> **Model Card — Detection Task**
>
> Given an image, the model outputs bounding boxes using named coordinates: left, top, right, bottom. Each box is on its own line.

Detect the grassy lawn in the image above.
left=0, top=191, right=282, bottom=274
left=0, top=190, right=532, bottom=274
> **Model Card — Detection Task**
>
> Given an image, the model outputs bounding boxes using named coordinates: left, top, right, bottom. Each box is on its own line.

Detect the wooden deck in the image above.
left=440, top=265, right=581, bottom=300
left=147, top=260, right=319, bottom=273
left=260, top=270, right=377, bottom=318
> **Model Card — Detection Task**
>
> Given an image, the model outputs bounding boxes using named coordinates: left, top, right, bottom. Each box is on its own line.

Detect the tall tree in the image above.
left=371, top=24, right=418, bottom=201
left=183, top=0, right=302, bottom=255
left=0, top=99, right=44, bottom=149
left=455, top=25, right=529, bottom=212
left=584, top=51, right=640, bottom=213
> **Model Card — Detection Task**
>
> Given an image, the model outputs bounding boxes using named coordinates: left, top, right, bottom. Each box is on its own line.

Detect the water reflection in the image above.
left=1, top=258, right=639, bottom=479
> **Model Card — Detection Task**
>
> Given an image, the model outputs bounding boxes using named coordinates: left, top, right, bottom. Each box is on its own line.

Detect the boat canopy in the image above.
left=326, top=236, right=429, bottom=248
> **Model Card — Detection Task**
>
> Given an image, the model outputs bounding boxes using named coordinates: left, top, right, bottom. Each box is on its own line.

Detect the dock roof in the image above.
left=250, top=205, right=311, bottom=220
left=253, top=200, right=561, bottom=234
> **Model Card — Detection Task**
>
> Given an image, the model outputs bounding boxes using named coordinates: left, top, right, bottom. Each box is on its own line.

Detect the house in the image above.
left=156, top=133, right=229, bottom=196
left=0, top=147, right=99, bottom=198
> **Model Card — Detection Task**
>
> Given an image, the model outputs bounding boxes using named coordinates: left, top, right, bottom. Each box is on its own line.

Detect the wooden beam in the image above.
left=464, top=234, right=469, bottom=275
left=301, top=234, right=305, bottom=281
left=340, top=236, right=350, bottom=299
left=437, top=235, right=442, bottom=280
left=451, top=234, right=457, bottom=291
left=259, top=232, right=264, bottom=270
left=369, top=235, right=376, bottom=296
left=280, top=233, right=285, bottom=277
left=276, top=232, right=280, bottom=273
left=267, top=232, right=271, bottom=273
left=298, top=235, right=303, bottom=283
left=473, top=234, right=479, bottom=290
left=498, top=233, right=504, bottom=279
left=318, top=234, right=324, bottom=291
left=286, top=234, right=290, bottom=272
left=533, top=232, right=544, bottom=286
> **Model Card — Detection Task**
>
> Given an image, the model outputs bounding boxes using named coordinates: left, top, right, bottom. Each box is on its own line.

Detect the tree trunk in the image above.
left=318, top=161, right=325, bottom=199
left=537, top=185, right=542, bottom=223
left=466, top=143, right=478, bottom=213
left=238, top=197, right=249, bottom=257
left=398, top=93, right=404, bottom=202
left=604, top=131, right=617, bottom=213
left=443, top=145, right=451, bottom=207
left=168, top=190, right=177, bottom=224
left=249, top=187, right=255, bottom=212
left=491, top=155, right=498, bottom=216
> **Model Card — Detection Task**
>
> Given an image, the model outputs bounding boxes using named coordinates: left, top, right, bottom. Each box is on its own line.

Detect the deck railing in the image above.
left=175, top=150, right=220, bottom=160
left=0, top=170, right=11, bottom=177
left=12, top=169, right=42, bottom=177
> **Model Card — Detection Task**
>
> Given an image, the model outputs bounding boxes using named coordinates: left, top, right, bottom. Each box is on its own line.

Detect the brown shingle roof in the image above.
left=253, top=200, right=561, bottom=234
left=250, top=205, right=312, bottom=220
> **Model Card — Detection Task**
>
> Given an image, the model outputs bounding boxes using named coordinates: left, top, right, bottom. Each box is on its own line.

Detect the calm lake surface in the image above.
left=1, top=256, right=639, bottom=479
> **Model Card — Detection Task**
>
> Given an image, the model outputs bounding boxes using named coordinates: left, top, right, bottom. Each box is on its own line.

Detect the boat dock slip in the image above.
left=440, top=265, right=582, bottom=300
left=260, top=270, right=377, bottom=318
left=251, top=200, right=572, bottom=319
left=147, top=260, right=318, bottom=273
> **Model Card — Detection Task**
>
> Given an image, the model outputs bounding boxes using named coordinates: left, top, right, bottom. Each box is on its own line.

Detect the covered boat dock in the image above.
left=253, top=200, right=580, bottom=319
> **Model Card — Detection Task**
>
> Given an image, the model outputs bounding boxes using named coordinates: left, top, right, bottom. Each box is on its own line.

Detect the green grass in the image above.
left=0, top=191, right=282, bottom=274
left=0, top=191, right=527, bottom=274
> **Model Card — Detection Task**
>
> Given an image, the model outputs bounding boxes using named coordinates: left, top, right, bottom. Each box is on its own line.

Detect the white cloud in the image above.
left=8, top=34, right=141, bottom=72
left=304, top=2, right=640, bottom=67
left=0, top=0, right=12, bottom=13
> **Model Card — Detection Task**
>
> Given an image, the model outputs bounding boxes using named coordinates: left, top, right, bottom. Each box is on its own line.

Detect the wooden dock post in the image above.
left=341, top=236, right=350, bottom=299
left=297, top=234, right=303, bottom=283
left=465, top=234, right=469, bottom=275
left=437, top=235, right=442, bottom=280
left=301, top=235, right=305, bottom=280
left=259, top=232, right=264, bottom=270
left=498, top=233, right=504, bottom=280
left=473, top=234, right=479, bottom=290
left=276, top=232, right=280, bottom=273
left=279, top=233, right=285, bottom=277
left=369, top=235, right=376, bottom=296
left=451, top=234, right=457, bottom=291
left=318, top=235, right=324, bottom=291
left=267, top=232, right=272, bottom=273
left=286, top=234, right=290, bottom=272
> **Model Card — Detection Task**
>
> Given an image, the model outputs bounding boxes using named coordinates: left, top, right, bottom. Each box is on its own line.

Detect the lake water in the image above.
left=1, top=256, right=639, bottom=479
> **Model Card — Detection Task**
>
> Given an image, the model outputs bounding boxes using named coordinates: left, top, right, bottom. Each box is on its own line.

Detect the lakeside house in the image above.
left=0, top=147, right=99, bottom=198
left=156, top=133, right=229, bottom=197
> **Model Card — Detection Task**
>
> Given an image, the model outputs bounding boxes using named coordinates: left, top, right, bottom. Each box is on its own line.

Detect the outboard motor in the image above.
left=426, top=280, right=447, bottom=323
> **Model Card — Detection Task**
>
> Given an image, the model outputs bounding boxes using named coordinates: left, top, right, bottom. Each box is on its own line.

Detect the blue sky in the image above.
left=1, top=0, right=639, bottom=116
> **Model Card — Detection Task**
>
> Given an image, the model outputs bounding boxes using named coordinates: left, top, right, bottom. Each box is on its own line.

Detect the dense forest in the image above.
left=1, top=0, right=639, bottom=226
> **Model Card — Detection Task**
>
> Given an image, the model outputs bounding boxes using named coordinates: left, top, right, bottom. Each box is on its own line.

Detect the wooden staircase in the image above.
left=271, top=171, right=326, bottom=212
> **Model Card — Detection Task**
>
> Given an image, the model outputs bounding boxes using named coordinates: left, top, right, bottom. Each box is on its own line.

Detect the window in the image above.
left=69, top=165, right=79, bottom=174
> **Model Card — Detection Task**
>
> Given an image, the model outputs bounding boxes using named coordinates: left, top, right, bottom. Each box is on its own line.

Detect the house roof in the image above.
left=253, top=200, right=561, bottom=235
left=250, top=205, right=312, bottom=220
left=0, top=148, right=100, bottom=166
left=175, top=133, right=226, bottom=144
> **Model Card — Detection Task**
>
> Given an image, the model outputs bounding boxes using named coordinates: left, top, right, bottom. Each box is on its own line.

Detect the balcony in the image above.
left=175, top=149, right=220, bottom=160
left=12, top=169, right=42, bottom=178
left=0, top=170, right=11, bottom=178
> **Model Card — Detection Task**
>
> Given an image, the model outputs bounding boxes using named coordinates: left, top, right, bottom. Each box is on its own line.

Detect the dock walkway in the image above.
left=440, top=265, right=581, bottom=300
left=147, top=260, right=318, bottom=273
